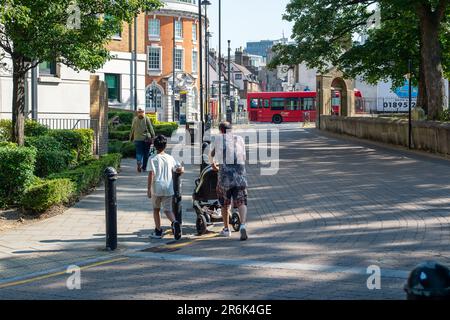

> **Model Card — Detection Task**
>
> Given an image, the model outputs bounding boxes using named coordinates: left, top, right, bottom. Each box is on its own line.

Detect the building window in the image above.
left=39, top=60, right=57, bottom=76
left=105, top=15, right=122, bottom=39
left=148, top=19, right=160, bottom=39
left=146, top=85, right=163, bottom=112
left=235, top=73, right=242, bottom=80
left=192, top=23, right=197, bottom=42
left=175, top=48, right=183, bottom=71
left=105, top=74, right=121, bottom=103
left=148, top=47, right=161, bottom=70
left=175, top=20, right=183, bottom=40
left=192, top=50, right=198, bottom=73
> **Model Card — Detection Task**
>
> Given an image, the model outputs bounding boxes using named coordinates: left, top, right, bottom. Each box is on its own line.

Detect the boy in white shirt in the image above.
left=148, top=135, right=184, bottom=240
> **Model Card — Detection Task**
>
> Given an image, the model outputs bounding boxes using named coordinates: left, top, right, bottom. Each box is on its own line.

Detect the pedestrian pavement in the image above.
left=0, top=129, right=202, bottom=282
left=1, top=123, right=450, bottom=299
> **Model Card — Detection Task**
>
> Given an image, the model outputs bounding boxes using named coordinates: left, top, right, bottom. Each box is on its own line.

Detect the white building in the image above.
left=0, top=52, right=91, bottom=121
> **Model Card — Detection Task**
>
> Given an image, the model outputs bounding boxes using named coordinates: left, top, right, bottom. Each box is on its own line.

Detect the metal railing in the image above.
left=37, top=118, right=94, bottom=130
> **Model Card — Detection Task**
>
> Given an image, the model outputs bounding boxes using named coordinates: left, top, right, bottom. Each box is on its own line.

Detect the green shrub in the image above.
left=0, top=120, right=49, bottom=141
left=0, top=146, right=36, bottom=205
left=25, top=121, right=49, bottom=137
left=0, top=141, right=17, bottom=148
left=109, top=130, right=130, bottom=141
left=100, top=153, right=122, bottom=169
left=48, top=129, right=94, bottom=162
left=115, top=124, right=132, bottom=132
left=49, top=153, right=121, bottom=195
left=25, top=136, right=76, bottom=177
left=108, top=139, right=123, bottom=154
left=0, top=119, right=12, bottom=141
left=120, top=141, right=136, bottom=158
left=154, top=123, right=179, bottom=137
left=108, top=112, right=134, bottom=125
left=438, top=109, right=450, bottom=122
left=49, top=164, right=102, bottom=194
left=21, top=179, right=75, bottom=213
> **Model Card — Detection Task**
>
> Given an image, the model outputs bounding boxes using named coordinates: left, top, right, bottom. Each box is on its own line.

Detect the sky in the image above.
left=207, top=0, right=294, bottom=53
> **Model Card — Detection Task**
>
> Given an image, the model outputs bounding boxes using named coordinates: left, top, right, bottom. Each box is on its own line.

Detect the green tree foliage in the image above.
left=0, top=0, right=163, bottom=144
left=270, top=0, right=449, bottom=119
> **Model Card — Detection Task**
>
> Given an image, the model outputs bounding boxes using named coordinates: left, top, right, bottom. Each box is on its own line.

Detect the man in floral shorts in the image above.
left=210, top=122, right=248, bottom=241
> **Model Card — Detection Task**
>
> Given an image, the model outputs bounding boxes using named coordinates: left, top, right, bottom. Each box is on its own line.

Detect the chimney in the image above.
left=235, top=48, right=243, bottom=65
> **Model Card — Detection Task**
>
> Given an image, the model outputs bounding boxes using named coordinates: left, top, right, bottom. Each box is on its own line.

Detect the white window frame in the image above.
left=192, top=50, right=198, bottom=74
left=175, top=19, right=183, bottom=41
left=148, top=18, right=161, bottom=40
left=175, top=47, right=184, bottom=71
left=192, top=23, right=197, bottom=43
left=148, top=45, right=162, bottom=74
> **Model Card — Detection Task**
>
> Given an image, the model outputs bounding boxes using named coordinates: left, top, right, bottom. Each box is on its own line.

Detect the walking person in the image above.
left=210, top=122, right=249, bottom=241
left=130, top=108, right=155, bottom=173
left=148, top=135, right=184, bottom=240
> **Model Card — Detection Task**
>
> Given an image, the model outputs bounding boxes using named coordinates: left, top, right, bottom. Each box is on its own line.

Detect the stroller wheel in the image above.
left=196, top=215, right=208, bottom=235
left=231, top=212, right=241, bottom=232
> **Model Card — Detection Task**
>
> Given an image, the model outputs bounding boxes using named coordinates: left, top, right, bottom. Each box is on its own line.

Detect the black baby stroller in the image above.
left=193, top=141, right=241, bottom=235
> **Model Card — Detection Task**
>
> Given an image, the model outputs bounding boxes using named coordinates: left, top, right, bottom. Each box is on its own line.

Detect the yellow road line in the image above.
left=0, top=257, right=129, bottom=289
left=160, top=233, right=220, bottom=250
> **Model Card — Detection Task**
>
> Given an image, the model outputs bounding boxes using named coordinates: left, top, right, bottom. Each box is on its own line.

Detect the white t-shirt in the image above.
left=149, top=153, right=180, bottom=197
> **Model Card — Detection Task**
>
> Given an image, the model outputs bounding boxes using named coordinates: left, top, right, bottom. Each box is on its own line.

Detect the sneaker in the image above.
left=220, top=228, right=231, bottom=238
left=240, top=227, right=248, bottom=241
left=172, top=221, right=182, bottom=241
left=150, top=228, right=163, bottom=239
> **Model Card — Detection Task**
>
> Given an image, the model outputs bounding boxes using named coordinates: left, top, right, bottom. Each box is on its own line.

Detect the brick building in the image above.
left=145, top=0, right=203, bottom=122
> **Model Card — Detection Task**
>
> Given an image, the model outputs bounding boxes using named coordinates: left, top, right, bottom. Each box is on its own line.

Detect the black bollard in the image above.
left=172, top=171, right=183, bottom=225
left=404, top=261, right=450, bottom=300
left=104, top=167, right=118, bottom=251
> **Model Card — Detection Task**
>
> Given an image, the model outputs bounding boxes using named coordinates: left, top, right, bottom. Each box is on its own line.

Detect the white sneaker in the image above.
left=219, top=228, right=231, bottom=237
left=240, top=227, right=248, bottom=241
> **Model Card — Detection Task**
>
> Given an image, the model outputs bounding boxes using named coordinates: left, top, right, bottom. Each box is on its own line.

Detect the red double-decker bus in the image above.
left=247, top=91, right=317, bottom=124
left=247, top=90, right=364, bottom=123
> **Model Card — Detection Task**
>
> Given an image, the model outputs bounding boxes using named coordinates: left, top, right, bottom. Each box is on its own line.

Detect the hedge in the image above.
left=0, top=120, right=49, bottom=141
left=48, top=129, right=94, bottom=162
left=115, top=124, right=132, bottom=132
left=109, top=130, right=130, bottom=141
left=21, top=179, right=75, bottom=213
left=108, top=111, right=134, bottom=125
left=120, top=141, right=136, bottom=158
left=154, top=123, right=179, bottom=137
left=0, top=146, right=36, bottom=205
left=25, top=136, right=77, bottom=177
left=0, top=141, right=17, bottom=148
left=109, top=123, right=178, bottom=142
left=49, top=153, right=122, bottom=195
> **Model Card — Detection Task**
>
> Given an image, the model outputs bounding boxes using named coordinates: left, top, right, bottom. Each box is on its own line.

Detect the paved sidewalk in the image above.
left=1, top=124, right=450, bottom=299
left=0, top=133, right=200, bottom=283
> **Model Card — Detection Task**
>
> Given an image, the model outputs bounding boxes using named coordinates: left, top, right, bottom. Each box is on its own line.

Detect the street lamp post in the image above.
left=408, top=59, right=412, bottom=150
left=199, top=0, right=211, bottom=141
left=218, top=0, right=222, bottom=121
left=202, top=0, right=211, bottom=124
left=227, top=40, right=231, bottom=98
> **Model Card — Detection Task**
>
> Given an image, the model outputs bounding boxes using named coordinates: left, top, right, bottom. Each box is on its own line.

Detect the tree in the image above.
left=269, top=0, right=449, bottom=120
left=0, top=0, right=162, bottom=145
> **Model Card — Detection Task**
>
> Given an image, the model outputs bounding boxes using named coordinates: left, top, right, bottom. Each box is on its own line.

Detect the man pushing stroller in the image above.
left=210, top=122, right=249, bottom=241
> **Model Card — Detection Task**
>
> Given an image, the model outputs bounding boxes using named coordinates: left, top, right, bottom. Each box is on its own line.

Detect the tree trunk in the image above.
left=417, top=4, right=446, bottom=120
left=11, top=57, right=28, bottom=146
left=417, top=62, right=428, bottom=114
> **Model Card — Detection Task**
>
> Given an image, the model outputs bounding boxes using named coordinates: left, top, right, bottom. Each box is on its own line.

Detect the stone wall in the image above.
left=320, top=116, right=450, bottom=156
